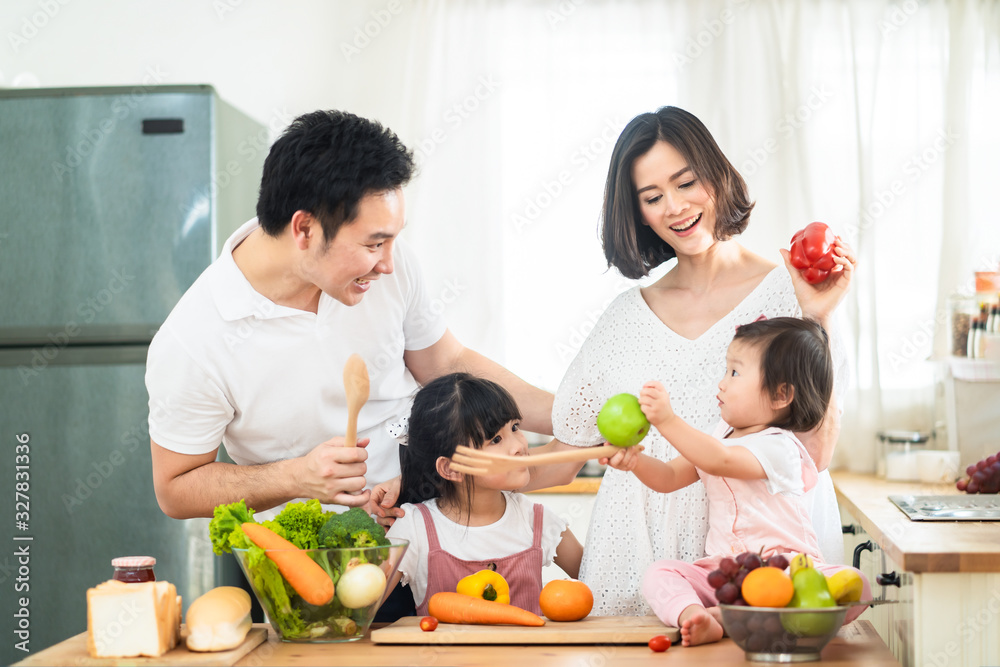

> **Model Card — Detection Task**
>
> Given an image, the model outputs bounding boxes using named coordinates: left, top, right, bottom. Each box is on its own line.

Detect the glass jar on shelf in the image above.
left=947, top=293, right=977, bottom=357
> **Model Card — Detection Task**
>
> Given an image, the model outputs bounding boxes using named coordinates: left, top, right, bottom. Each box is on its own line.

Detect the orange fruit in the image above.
left=741, top=566, right=795, bottom=607
left=539, top=579, right=593, bottom=621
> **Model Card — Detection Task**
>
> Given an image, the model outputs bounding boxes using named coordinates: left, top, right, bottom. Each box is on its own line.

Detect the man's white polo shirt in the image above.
left=145, top=218, right=447, bottom=516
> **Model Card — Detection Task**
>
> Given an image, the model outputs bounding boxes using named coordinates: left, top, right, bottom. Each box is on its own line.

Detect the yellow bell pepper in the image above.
left=456, top=566, right=510, bottom=604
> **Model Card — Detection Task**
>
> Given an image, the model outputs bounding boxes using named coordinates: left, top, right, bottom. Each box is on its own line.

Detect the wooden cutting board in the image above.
left=370, top=616, right=679, bottom=645
left=13, top=627, right=267, bottom=666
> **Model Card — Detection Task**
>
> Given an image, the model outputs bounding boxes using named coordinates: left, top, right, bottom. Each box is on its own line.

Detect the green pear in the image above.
left=780, top=567, right=839, bottom=637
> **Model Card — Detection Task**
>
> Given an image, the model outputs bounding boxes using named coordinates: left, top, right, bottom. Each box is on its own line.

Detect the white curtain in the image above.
left=348, top=0, right=1000, bottom=469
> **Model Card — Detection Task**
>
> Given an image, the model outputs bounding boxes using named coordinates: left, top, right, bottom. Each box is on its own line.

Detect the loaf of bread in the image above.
left=185, top=586, right=252, bottom=652
left=86, top=580, right=181, bottom=658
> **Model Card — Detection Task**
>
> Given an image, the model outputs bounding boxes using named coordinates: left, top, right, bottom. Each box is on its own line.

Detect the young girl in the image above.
left=385, top=373, right=583, bottom=615
left=606, top=317, right=869, bottom=646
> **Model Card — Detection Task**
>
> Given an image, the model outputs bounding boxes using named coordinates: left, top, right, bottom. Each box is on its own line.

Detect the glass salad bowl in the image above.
left=233, top=539, right=408, bottom=642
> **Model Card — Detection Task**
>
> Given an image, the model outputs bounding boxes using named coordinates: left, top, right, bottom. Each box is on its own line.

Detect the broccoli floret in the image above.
left=208, top=499, right=255, bottom=555
left=318, top=508, right=390, bottom=549
left=270, top=499, right=336, bottom=550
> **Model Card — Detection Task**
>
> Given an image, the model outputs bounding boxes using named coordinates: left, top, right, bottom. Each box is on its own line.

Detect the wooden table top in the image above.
left=831, top=471, right=1000, bottom=573
left=234, top=620, right=898, bottom=666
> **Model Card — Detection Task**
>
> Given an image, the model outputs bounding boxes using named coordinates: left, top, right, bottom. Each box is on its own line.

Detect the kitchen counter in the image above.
left=830, top=471, right=1000, bottom=572
left=232, top=620, right=898, bottom=666
left=530, top=475, right=602, bottom=494
left=831, top=471, right=1000, bottom=666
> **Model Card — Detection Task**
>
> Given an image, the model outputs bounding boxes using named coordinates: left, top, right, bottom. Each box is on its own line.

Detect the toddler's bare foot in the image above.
left=679, top=608, right=724, bottom=647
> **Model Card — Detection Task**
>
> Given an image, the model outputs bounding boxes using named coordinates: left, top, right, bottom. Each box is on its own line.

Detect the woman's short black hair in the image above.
left=256, top=109, right=415, bottom=241
left=732, top=317, right=833, bottom=433
left=602, top=106, right=755, bottom=279
left=398, top=373, right=522, bottom=516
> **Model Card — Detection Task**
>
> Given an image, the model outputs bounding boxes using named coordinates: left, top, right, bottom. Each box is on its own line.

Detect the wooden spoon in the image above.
left=343, top=354, right=370, bottom=447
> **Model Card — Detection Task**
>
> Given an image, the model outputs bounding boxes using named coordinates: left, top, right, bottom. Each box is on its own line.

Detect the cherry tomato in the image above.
left=648, top=635, right=671, bottom=652
left=419, top=616, right=438, bottom=632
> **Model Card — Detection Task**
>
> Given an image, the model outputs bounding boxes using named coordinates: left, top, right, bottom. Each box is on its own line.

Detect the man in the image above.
left=146, top=110, right=553, bottom=522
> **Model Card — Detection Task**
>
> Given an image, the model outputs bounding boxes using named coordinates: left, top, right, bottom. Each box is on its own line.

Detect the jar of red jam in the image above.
left=111, top=556, right=156, bottom=583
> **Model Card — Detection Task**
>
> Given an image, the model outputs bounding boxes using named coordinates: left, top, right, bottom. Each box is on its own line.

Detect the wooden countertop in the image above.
left=529, top=476, right=602, bottom=494
left=233, top=620, right=898, bottom=666
left=831, top=471, right=1000, bottom=573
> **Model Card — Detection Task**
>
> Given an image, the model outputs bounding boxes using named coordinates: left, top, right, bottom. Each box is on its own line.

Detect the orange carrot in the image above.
left=427, top=592, right=545, bottom=626
left=242, top=523, right=334, bottom=606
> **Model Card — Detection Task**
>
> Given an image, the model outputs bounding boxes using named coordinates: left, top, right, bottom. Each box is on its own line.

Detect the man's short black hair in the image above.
left=256, top=110, right=415, bottom=240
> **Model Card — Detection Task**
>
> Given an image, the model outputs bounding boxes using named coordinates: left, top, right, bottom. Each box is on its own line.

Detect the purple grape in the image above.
left=716, top=582, right=740, bottom=604
left=720, top=558, right=741, bottom=578
left=973, top=471, right=988, bottom=484
left=968, top=464, right=978, bottom=477
left=987, top=454, right=998, bottom=466
left=968, top=480, right=980, bottom=494
left=957, top=478, right=969, bottom=492
left=743, top=553, right=763, bottom=571
left=733, top=569, right=749, bottom=590
left=745, top=614, right=764, bottom=633
left=708, top=569, right=729, bottom=590
left=768, top=554, right=790, bottom=571
left=762, top=616, right=784, bottom=635
left=983, top=472, right=1000, bottom=494
left=746, top=632, right=769, bottom=652
left=735, top=552, right=749, bottom=566
left=732, top=597, right=748, bottom=606
left=728, top=621, right=749, bottom=642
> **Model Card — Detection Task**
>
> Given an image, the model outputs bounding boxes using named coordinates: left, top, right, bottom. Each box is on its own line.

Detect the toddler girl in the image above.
left=386, top=373, right=583, bottom=615
left=606, top=317, right=869, bottom=645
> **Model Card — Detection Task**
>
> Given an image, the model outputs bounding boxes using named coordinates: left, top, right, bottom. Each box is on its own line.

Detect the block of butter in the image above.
left=186, top=586, right=252, bottom=652
left=86, top=579, right=181, bottom=658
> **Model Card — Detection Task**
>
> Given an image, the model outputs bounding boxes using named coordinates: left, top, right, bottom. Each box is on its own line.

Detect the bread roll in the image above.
left=185, top=586, right=252, bottom=652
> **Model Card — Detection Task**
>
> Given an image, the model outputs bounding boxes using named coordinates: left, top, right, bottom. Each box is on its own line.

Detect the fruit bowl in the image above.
left=719, top=604, right=850, bottom=663
left=233, top=539, right=408, bottom=642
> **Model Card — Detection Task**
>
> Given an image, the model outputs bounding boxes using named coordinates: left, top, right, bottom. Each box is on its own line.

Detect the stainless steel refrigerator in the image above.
left=0, top=85, right=265, bottom=664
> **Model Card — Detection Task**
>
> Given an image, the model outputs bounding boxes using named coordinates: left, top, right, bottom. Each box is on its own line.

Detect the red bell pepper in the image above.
left=789, top=222, right=837, bottom=284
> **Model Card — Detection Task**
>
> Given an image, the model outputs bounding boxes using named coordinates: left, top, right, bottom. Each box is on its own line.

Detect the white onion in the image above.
left=336, top=563, right=387, bottom=609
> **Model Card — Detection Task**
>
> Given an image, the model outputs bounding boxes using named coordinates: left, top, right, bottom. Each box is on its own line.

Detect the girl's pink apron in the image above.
left=414, top=502, right=545, bottom=615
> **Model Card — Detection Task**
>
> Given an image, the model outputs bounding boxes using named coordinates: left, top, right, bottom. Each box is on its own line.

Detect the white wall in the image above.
left=2, top=1, right=408, bottom=132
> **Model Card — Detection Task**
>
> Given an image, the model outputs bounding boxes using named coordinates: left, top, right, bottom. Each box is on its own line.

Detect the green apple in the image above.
left=597, top=393, right=650, bottom=448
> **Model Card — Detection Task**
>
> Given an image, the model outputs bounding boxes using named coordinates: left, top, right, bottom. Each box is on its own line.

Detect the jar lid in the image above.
left=877, top=430, right=930, bottom=444
left=111, top=556, right=156, bottom=568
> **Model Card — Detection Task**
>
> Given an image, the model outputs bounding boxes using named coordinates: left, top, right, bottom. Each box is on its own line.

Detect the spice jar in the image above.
left=947, top=294, right=976, bottom=357
left=111, top=556, right=156, bottom=583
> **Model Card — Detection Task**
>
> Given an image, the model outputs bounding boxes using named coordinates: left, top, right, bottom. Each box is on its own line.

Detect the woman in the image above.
left=524, top=106, right=855, bottom=616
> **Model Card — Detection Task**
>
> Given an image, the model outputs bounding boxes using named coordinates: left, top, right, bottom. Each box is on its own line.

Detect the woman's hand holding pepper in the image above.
left=780, top=237, right=857, bottom=327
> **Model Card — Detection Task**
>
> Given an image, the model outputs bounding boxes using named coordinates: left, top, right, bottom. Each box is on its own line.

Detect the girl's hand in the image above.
left=639, top=381, right=675, bottom=427
left=601, top=444, right=644, bottom=472
left=367, top=475, right=406, bottom=528
left=780, top=237, right=857, bottom=326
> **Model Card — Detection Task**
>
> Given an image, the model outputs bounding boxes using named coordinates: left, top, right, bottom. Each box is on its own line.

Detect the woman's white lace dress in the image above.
left=553, top=268, right=846, bottom=616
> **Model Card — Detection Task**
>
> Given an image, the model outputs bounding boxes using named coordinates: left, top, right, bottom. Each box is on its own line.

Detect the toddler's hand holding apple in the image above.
left=639, top=381, right=676, bottom=427
left=601, top=443, right=643, bottom=472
